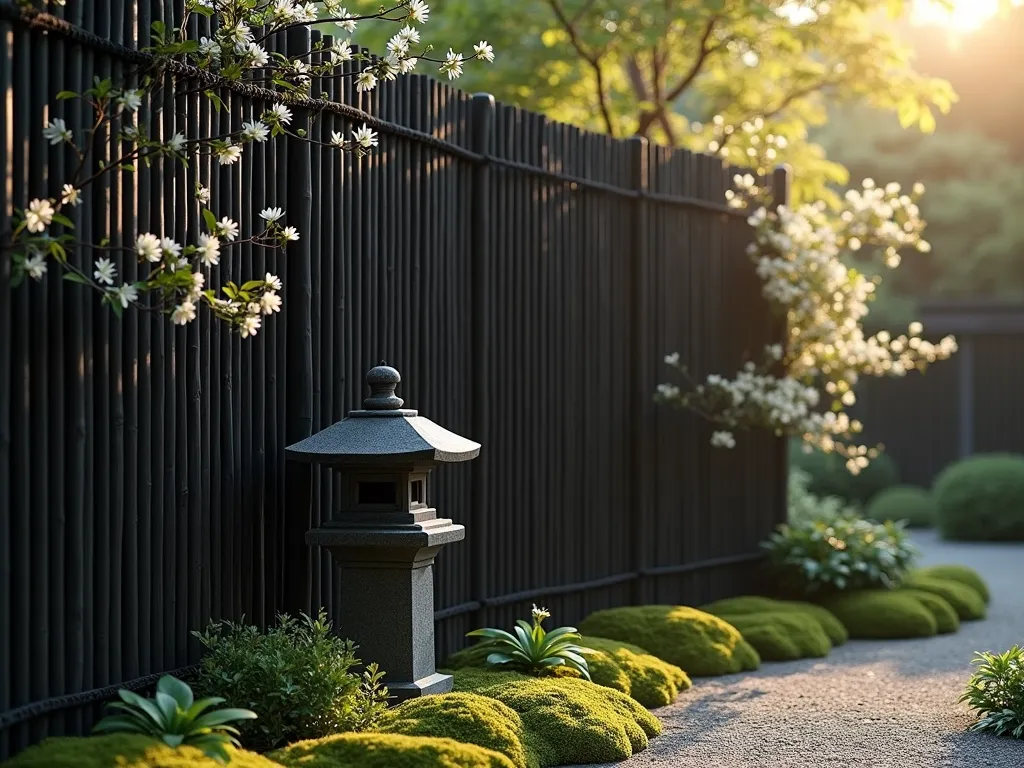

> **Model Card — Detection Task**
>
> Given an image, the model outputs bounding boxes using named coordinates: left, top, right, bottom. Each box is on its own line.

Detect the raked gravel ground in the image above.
left=579, top=531, right=1024, bottom=768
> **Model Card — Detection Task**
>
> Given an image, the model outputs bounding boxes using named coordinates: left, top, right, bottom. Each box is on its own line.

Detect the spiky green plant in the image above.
left=961, top=646, right=1024, bottom=739
left=467, top=605, right=594, bottom=681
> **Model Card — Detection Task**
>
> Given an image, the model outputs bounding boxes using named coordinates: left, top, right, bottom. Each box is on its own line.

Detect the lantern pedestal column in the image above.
left=307, top=518, right=466, bottom=701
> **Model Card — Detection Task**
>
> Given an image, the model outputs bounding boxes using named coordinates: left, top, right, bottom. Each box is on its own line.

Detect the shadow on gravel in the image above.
left=939, top=730, right=1024, bottom=767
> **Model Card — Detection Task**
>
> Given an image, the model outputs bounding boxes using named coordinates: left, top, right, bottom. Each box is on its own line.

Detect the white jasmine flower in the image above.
left=265, top=272, right=283, bottom=290
left=352, top=124, right=377, bottom=149
left=240, top=313, right=262, bottom=338
left=166, top=132, right=186, bottom=153
left=61, top=183, right=82, bottom=207
left=335, top=8, right=357, bottom=33
left=330, top=130, right=346, bottom=148
left=280, top=226, right=300, bottom=242
left=473, top=41, right=494, bottom=62
left=710, top=430, right=736, bottom=449
left=135, top=233, right=162, bottom=262
left=266, top=103, right=293, bottom=126
left=387, top=32, right=410, bottom=56
left=439, top=49, right=463, bottom=80
left=407, top=0, right=429, bottom=23
left=24, top=251, right=47, bottom=280
left=116, top=89, right=144, bottom=112
left=331, top=39, right=354, bottom=63
left=260, top=207, right=285, bottom=223
left=242, top=120, right=269, bottom=143
left=299, top=2, right=319, bottom=23
left=664, top=352, right=680, bottom=366
left=216, top=141, right=243, bottom=165
left=381, top=53, right=401, bottom=81
left=397, top=25, right=420, bottom=44
left=42, top=118, right=73, bottom=145
left=171, top=301, right=197, bottom=325
left=199, top=36, right=221, bottom=58
left=246, top=42, right=270, bottom=68
left=197, top=233, right=221, bottom=266
left=112, top=282, right=140, bottom=308
left=216, top=217, right=240, bottom=241
left=260, top=291, right=282, bottom=314
left=196, top=185, right=211, bottom=204
left=399, top=57, right=418, bottom=74
left=187, top=271, right=205, bottom=301
left=356, top=69, right=377, bottom=92
left=93, top=257, right=117, bottom=285
left=161, top=237, right=182, bottom=260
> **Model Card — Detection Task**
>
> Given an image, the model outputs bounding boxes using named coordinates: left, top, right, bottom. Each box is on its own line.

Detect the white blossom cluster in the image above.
left=658, top=173, right=957, bottom=470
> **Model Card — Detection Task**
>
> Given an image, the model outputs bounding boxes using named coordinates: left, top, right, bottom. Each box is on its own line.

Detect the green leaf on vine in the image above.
left=192, top=4, right=214, bottom=16
left=51, top=213, right=76, bottom=230
left=204, top=91, right=224, bottom=113
left=202, top=209, right=217, bottom=233
left=57, top=90, right=78, bottom=100
left=63, top=272, right=90, bottom=285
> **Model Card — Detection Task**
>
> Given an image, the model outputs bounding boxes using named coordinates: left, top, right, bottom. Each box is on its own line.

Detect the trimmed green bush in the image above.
left=270, top=733, right=515, bottom=768
left=377, top=692, right=536, bottom=768
left=451, top=669, right=660, bottom=767
left=913, top=564, right=991, bottom=604
left=902, top=575, right=986, bottom=620
left=819, top=590, right=938, bottom=639
left=789, top=440, right=899, bottom=505
left=0, top=735, right=278, bottom=768
left=867, top=485, right=935, bottom=528
left=714, top=612, right=832, bottom=661
left=446, top=636, right=690, bottom=708
left=933, top=453, right=1024, bottom=541
left=699, top=596, right=849, bottom=646
left=577, top=606, right=760, bottom=677
left=898, top=589, right=960, bottom=634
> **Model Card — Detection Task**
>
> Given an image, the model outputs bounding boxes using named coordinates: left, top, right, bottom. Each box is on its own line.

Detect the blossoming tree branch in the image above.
left=5, top=0, right=493, bottom=338
left=657, top=121, right=957, bottom=471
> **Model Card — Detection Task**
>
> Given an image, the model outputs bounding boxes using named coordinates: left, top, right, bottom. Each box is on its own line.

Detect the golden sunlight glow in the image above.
left=911, top=0, right=1015, bottom=30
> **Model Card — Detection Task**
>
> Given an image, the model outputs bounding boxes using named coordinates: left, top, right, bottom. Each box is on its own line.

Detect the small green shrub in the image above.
left=378, top=693, right=536, bottom=768
left=270, top=732, right=515, bottom=768
left=819, top=590, right=938, bottom=639
left=192, top=610, right=386, bottom=753
left=452, top=669, right=660, bottom=766
left=577, top=605, right=760, bottom=677
left=902, top=575, right=986, bottom=621
left=789, top=440, right=899, bottom=505
left=788, top=468, right=856, bottom=526
left=699, top=596, right=849, bottom=646
left=867, top=485, right=935, bottom=528
left=762, top=516, right=917, bottom=594
left=92, top=675, right=257, bottom=764
left=914, top=564, right=991, bottom=604
left=898, top=589, right=960, bottom=634
left=0, top=735, right=278, bottom=768
left=960, top=645, right=1024, bottom=739
left=579, top=636, right=691, bottom=708
left=714, top=612, right=832, bottom=661
left=447, top=635, right=690, bottom=709
left=933, top=453, right=1024, bottom=541
left=466, top=606, right=593, bottom=681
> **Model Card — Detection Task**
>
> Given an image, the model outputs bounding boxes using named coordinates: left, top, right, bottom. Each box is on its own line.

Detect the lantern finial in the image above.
left=363, top=362, right=404, bottom=410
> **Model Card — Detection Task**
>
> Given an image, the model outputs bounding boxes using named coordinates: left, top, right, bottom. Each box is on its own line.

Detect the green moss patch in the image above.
left=819, top=590, right=938, bottom=639
left=580, top=636, right=691, bottom=708
left=270, top=733, right=514, bottom=768
left=378, top=692, right=536, bottom=768
left=714, top=612, right=832, bottom=661
left=700, top=596, right=848, bottom=646
left=913, top=564, right=991, bottom=604
left=902, top=575, right=986, bottom=620
left=898, top=589, right=960, bottom=634
left=1, top=735, right=278, bottom=768
left=577, top=605, right=760, bottom=677
left=452, top=669, right=660, bottom=766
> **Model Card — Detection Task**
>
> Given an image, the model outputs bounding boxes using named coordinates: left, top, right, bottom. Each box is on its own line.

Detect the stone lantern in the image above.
left=285, top=362, right=480, bottom=700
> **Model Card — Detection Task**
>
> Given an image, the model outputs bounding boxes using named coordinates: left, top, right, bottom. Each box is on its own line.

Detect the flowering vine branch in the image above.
left=657, top=123, right=957, bottom=471
left=5, top=0, right=494, bottom=338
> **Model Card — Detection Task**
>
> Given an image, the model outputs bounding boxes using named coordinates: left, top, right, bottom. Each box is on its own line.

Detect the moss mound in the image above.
left=819, top=590, right=938, bottom=639
left=452, top=669, right=660, bottom=766
left=378, top=692, right=536, bottom=768
left=933, top=453, right=1024, bottom=541
left=270, top=733, right=514, bottom=768
left=700, top=596, right=849, bottom=646
left=902, top=575, right=986, bottom=620
left=898, top=589, right=960, bottom=634
left=1, top=734, right=278, bottom=768
left=867, top=485, right=935, bottom=527
left=446, top=635, right=690, bottom=709
left=913, top=564, right=991, bottom=604
left=577, top=605, right=760, bottom=677
left=714, top=612, right=832, bottom=661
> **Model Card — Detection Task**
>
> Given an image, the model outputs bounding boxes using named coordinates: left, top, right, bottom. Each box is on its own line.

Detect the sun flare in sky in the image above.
left=911, top=0, right=1014, bottom=30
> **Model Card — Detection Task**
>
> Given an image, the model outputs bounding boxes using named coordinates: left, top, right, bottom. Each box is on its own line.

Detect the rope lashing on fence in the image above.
left=0, top=664, right=199, bottom=731
left=0, top=1, right=746, bottom=218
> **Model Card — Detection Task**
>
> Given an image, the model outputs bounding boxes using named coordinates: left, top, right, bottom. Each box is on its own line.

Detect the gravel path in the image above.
left=582, top=532, right=1024, bottom=768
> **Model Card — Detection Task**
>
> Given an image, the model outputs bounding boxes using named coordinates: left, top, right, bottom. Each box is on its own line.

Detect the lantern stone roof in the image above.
left=285, top=362, right=481, bottom=464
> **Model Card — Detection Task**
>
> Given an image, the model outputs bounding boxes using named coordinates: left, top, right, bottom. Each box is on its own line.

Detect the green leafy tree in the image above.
left=353, top=0, right=954, bottom=202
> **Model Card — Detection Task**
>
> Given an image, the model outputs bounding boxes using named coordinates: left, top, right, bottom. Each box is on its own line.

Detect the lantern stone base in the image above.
left=307, top=518, right=465, bottom=703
